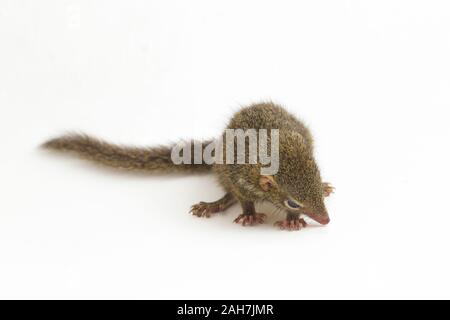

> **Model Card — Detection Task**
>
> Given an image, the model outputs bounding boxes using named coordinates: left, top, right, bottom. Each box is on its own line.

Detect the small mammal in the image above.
left=43, top=102, right=333, bottom=231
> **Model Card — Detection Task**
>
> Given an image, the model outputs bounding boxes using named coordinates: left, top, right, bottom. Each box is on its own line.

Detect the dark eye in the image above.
left=285, top=199, right=302, bottom=209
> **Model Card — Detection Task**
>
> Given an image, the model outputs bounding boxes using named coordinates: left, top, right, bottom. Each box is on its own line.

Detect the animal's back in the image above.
left=226, top=102, right=314, bottom=150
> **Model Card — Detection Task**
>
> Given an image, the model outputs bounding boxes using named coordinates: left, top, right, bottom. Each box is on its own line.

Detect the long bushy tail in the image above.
left=42, top=133, right=212, bottom=173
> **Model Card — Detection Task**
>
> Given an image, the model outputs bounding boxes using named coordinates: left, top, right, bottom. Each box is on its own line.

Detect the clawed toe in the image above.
left=190, top=193, right=236, bottom=218
left=190, top=202, right=220, bottom=218
left=234, top=213, right=266, bottom=226
left=274, top=218, right=307, bottom=231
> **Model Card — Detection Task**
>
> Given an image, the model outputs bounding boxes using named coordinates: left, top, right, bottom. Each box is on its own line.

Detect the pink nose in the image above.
left=320, top=215, right=330, bottom=225
left=307, top=212, right=330, bottom=225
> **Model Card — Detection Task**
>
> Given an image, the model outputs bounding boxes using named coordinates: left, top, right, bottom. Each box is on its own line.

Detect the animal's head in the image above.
left=258, top=130, right=330, bottom=225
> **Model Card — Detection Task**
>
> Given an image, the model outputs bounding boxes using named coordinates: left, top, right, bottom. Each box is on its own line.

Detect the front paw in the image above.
left=234, top=213, right=266, bottom=226
left=274, top=218, right=307, bottom=231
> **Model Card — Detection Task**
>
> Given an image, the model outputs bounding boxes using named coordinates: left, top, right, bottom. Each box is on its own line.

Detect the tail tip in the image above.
left=41, top=138, right=59, bottom=150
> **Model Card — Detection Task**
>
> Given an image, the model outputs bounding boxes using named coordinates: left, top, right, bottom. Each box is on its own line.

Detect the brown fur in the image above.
left=212, top=102, right=331, bottom=228
left=42, top=102, right=332, bottom=230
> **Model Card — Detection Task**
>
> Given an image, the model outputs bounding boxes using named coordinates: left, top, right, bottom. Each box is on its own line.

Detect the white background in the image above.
left=1, top=0, right=450, bottom=299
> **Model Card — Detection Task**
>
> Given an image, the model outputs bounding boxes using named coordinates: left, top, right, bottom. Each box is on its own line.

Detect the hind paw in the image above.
left=190, top=202, right=224, bottom=218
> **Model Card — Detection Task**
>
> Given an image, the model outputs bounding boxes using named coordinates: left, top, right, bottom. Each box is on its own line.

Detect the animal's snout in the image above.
left=319, top=214, right=330, bottom=225
left=306, top=211, right=330, bottom=225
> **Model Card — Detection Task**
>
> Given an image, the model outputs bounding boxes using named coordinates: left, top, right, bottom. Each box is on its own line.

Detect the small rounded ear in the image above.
left=259, top=175, right=277, bottom=192
left=306, top=159, right=315, bottom=168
